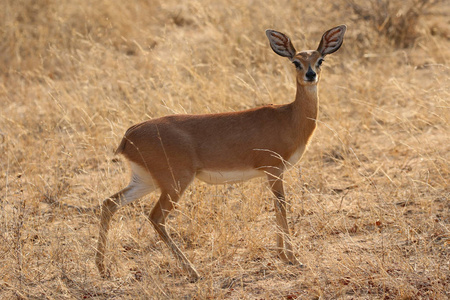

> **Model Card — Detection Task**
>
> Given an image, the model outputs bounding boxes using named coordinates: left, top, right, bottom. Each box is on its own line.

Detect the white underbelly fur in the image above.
left=127, top=145, right=306, bottom=189
left=196, top=169, right=265, bottom=184
left=286, top=145, right=306, bottom=167
left=129, top=161, right=158, bottom=189
left=196, top=146, right=306, bottom=184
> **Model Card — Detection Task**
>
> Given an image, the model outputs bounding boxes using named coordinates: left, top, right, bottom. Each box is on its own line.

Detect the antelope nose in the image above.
left=305, top=67, right=316, bottom=81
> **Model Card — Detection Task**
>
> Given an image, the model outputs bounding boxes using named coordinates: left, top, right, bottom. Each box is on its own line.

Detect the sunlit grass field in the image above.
left=1, top=0, right=449, bottom=298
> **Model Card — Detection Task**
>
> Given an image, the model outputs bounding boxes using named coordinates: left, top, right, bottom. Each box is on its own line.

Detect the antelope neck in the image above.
left=292, top=83, right=319, bottom=129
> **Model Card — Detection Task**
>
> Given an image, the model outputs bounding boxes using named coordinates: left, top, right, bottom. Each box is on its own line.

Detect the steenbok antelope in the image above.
left=96, top=25, right=347, bottom=280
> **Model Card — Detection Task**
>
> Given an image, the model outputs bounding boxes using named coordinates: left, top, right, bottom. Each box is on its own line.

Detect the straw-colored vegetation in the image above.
left=1, top=0, right=448, bottom=298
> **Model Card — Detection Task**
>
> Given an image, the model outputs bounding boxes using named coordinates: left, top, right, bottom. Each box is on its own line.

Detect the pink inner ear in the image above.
left=325, top=29, right=343, bottom=45
left=272, top=33, right=289, bottom=48
left=319, top=26, right=346, bottom=55
left=272, top=32, right=285, bottom=41
left=267, top=30, right=296, bottom=58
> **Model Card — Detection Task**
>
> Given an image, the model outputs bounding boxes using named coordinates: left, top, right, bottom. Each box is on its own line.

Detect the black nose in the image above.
left=305, top=66, right=316, bottom=81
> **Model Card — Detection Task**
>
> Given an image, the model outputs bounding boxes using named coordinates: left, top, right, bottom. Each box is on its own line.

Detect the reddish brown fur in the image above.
left=117, top=90, right=318, bottom=176
left=96, top=25, right=346, bottom=280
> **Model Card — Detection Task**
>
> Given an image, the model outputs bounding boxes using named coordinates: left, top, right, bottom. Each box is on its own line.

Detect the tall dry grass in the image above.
left=0, top=0, right=449, bottom=298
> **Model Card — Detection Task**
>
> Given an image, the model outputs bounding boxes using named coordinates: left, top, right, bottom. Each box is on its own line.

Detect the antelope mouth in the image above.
left=302, top=78, right=318, bottom=85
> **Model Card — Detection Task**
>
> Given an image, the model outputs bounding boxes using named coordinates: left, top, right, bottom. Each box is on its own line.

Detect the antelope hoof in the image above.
left=188, top=273, right=200, bottom=283
left=187, top=268, right=200, bottom=283
left=96, top=258, right=110, bottom=279
left=287, top=257, right=306, bottom=269
left=97, top=265, right=111, bottom=279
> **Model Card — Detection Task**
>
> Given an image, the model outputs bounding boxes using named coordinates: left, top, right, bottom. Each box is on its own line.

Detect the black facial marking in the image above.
left=293, top=61, right=302, bottom=69
left=305, top=66, right=316, bottom=81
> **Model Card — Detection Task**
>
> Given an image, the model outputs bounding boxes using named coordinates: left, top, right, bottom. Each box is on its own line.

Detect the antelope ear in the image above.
left=317, top=25, right=347, bottom=56
left=265, top=30, right=297, bottom=59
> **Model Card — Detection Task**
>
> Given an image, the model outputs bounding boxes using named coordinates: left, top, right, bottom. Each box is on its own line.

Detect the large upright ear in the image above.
left=317, top=25, right=347, bottom=56
left=265, top=30, right=297, bottom=59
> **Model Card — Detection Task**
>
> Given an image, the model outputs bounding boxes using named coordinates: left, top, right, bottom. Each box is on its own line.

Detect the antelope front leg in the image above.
left=267, top=172, right=300, bottom=265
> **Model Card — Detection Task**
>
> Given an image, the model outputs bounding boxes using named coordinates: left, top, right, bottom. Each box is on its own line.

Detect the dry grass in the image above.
left=0, top=0, right=449, bottom=298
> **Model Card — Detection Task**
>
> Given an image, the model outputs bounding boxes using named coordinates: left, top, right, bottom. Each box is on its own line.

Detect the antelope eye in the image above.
left=317, top=58, right=324, bottom=66
left=293, top=61, right=302, bottom=69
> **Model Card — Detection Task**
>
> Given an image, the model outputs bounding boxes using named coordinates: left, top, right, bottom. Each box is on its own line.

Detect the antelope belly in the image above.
left=196, top=169, right=265, bottom=184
